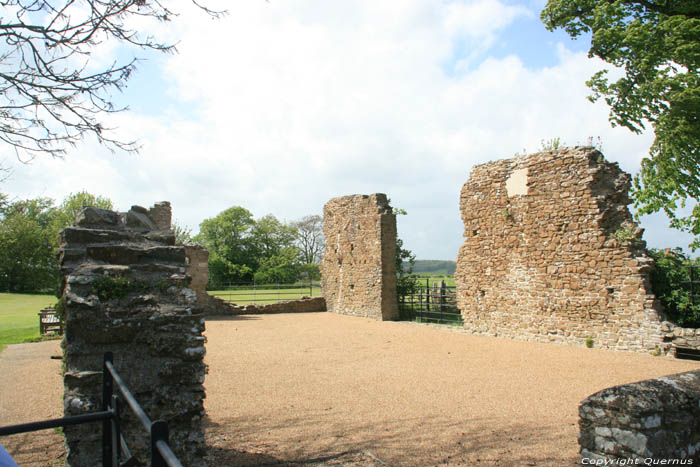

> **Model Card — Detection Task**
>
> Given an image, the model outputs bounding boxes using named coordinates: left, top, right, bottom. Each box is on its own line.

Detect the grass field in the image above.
left=0, top=293, right=57, bottom=352
left=411, top=274, right=456, bottom=287
left=209, top=286, right=322, bottom=305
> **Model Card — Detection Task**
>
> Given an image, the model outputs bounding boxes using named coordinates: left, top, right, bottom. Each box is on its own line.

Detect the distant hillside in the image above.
left=408, top=260, right=456, bottom=275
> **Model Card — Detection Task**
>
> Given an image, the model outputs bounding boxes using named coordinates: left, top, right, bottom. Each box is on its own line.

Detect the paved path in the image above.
left=2, top=313, right=700, bottom=466
left=0, top=340, right=64, bottom=465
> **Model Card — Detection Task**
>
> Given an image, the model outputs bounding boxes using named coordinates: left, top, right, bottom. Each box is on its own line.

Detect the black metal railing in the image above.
left=399, top=278, right=462, bottom=325
left=686, top=264, right=700, bottom=306
left=0, top=352, right=182, bottom=467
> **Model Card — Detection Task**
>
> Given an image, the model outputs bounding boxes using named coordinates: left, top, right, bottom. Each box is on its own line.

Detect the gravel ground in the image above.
left=2, top=312, right=699, bottom=466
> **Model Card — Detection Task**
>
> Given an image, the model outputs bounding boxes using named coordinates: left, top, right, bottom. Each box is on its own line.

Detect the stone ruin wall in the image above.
left=183, top=243, right=326, bottom=316
left=59, top=202, right=206, bottom=466
left=455, top=147, right=667, bottom=354
left=320, top=194, right=399, bottom=321
left=579, top=370, right=700, bottom=462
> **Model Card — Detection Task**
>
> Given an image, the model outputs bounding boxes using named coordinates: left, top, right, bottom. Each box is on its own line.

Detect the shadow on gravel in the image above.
left=205, top=412, right=577, bottom=466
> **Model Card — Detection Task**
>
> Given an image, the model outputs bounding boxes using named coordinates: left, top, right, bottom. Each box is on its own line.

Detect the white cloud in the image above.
left=3, top=0, right=690, bottom=259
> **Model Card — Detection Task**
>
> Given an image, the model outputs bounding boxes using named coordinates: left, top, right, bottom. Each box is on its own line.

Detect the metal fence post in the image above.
left=110, top=394, right=121, bottom=466
left=151, top=420, right=169, bottom=467
left=102, top=352, right=114, bottom=466
left=691, top=265, right=696, bottom=306
left=440, top=280, right=446, bottom=314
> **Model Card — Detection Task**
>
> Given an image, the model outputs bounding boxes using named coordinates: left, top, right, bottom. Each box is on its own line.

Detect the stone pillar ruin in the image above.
left=455, top=147, right=665, bottom=353
left=59, top=203, right=206, bottom=466
left=184, top=244, right=210, bottom=305
left=320, top=194, right=399, bottom=320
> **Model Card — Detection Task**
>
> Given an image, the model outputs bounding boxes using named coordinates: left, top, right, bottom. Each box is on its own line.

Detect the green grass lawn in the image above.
left=209, top=286, right=322, bottom=305
left=0, top=293, right=58, bottom=352
left=412, top=274, right=456, bottom=287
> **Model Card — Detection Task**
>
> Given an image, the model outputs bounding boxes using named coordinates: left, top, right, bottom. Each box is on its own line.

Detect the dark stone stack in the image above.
left=579, top=370, right=700, bottom=462
left=59, top=203, right=206, bottom=467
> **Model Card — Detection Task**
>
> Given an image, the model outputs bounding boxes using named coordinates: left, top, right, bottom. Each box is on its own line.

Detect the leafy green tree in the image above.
left=51, top=191, right=113, bottom=247
left=647, top=248, right=700, bottom=327
left=541, top=0, right=700, bottom=248
left=0, top=197, right=57, bottom=293
left=194, top=207, right=258, bottom=285
left=253, top=247, right=303, bottom=284
left=392, top=206, right=418, bottom=298
left=250, top=215, right=298, bottom=260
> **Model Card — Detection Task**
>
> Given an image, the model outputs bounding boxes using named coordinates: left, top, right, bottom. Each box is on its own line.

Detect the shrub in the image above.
left=648, top=248, right=700, bottom=328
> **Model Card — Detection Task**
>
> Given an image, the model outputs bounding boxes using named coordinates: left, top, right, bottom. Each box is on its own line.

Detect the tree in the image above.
left=392, top=206, right=417, bottom=298
left=0, top=190, right=114, bottom=293
left=253, top=247, right=303, bottom=284
left=51, top=191, right=113, bottom=246
left=0, top=196, right=57, bottom=292
left=0, top=0, right=224, bottom=160
left=250, top=214, right=298, bottom=260
left=194, top=207, right=257, bottom=285
left=291, top=215, right=325, bottom=264
left=541, top=1, right=700, bottom=248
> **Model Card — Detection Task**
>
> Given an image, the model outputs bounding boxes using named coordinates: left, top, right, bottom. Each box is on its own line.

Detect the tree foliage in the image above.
left=0, top=196, right=57, bottom=292
left=647, top=248, right=700, bottom=327
left=541, top=0, right=700, bottom=248
left=0, top=190, right=114, bottom=293
left=194, top=208, right=308, bottom=287
left=291, top=214, right=324, bottom=264
left=51, top=191, right=113, bottom=244
left=0, top=0, right=224, bottom=160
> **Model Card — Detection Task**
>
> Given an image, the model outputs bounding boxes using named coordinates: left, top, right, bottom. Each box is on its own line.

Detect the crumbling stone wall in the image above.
left=59, top=203, right=206, bottom=466
left=455, top=148, right=665, bottom=353
left=320, top=194, right=398, bottom=320
left=579, top=370, right=700, bottom=462
left=184, top=244, right=212, bottom=307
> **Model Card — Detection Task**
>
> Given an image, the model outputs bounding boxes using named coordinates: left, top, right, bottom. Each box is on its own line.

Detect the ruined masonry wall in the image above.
left=455, top=148, right=665, bottom=353
left=579, top=370, right=700, bottom=462
left=60, top=203, right=206, bottom=466
left=320, top=194, right=399, bottom=321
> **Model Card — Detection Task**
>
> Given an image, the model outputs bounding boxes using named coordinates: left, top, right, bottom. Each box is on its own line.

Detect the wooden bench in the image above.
left=38, top=307, right=63, bottom=335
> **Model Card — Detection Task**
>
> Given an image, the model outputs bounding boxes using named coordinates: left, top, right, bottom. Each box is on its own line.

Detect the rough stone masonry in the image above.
left=579, top=370, right=700, bottom=462
left=320, top=194, right=399, bottom=320
left=59, top=202, right=206, bottom=466
left=455, top=147, right=666, bottom=353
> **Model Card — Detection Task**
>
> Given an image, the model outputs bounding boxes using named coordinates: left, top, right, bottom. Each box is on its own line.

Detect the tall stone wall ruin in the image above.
left=59, top=203, right=206, bottom=466
left=320, top=194, right=399, bottom=320
left=455, top=147, right=665, bottom=353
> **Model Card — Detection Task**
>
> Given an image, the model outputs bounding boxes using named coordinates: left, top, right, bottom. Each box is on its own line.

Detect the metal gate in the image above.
left=399, top=278, right=462, bottom=325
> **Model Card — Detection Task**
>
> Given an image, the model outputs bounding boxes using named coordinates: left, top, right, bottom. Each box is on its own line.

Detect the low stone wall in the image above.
left=203, top=296, right=326, bottom=316
left=661, top=321, right=700, bottom=356
left=579, top=370, right=700, bottom=462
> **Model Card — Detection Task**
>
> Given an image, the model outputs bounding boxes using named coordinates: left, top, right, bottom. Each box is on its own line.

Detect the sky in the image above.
left=2, top=0, right=695, bottom=260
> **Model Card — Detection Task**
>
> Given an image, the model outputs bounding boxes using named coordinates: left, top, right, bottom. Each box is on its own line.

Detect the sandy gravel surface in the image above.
left=0, top=339, right=64, bottom=465
left=2, top=313, right=700, bottom=466
left=203, top=313, right=700, bottom=466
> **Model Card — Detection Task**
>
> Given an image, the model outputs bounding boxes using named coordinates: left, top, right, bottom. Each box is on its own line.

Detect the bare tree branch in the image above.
left=0, top=0, right=227, bottom=160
